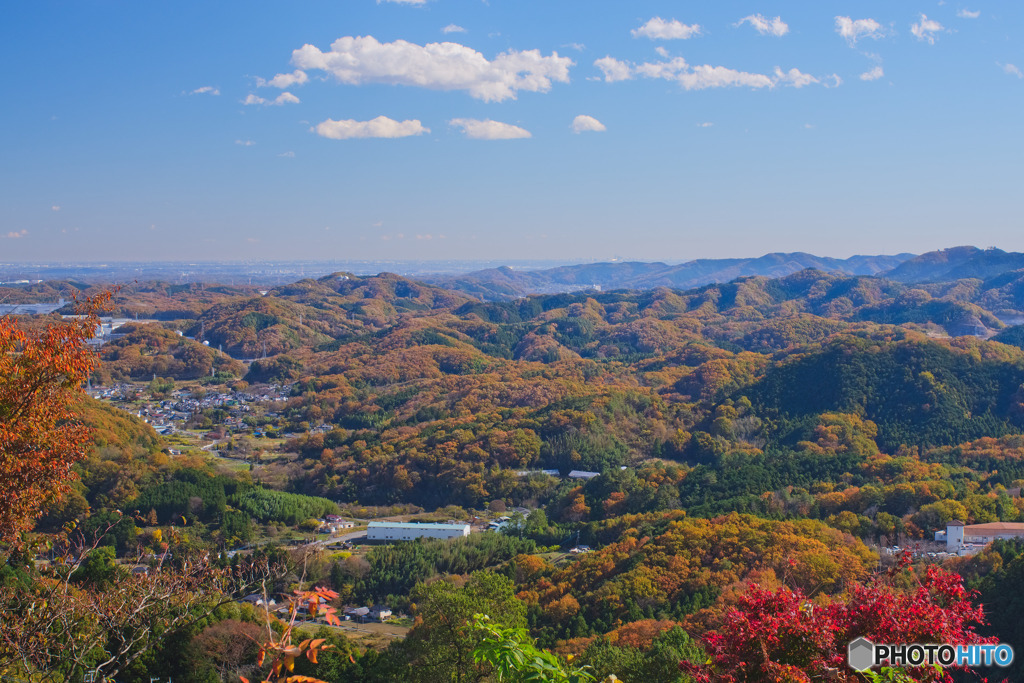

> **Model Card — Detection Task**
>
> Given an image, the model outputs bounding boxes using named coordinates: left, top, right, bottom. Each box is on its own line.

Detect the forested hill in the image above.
left=173, top=265, right=1024, bottom=516
left=744, top=333, right=1024, bottom=451
left=39, top=258, right=1024, bottom=541
left=56, top=263, right=1024, bottom=389
left=24, top=249, right=1024, bottom=681
left=23, top=260, right=1024, bottom=510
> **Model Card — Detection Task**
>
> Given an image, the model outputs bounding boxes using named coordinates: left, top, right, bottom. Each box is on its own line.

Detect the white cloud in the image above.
left=654, top=46, right=670, bottom=58
left=774, top=67, right=818, bottom=88
left=595, top=55, right=830, bottom=91
left=4, top=230, right=28, bottom=239
left=957, top=9, right=981, bottom=19
left=190, top=86, right=220, bottom=95
left=632, top=17, right=702, bottom=40
left=378, top=0, right=427, bottom=4
left=442, top=24, right=466, bottom=34
left=314, top=116, right=430, bottom=140
left=697, top=122, right=713, bottom=128
left=571, top=115, right=606, bottom=133
left=235, top=139, right=255, bottom=146
left=835, top=16, right=885, bottom=44
left=736, top=14, right=789, bottom=37
left=51, top=205, right=61, bottom=212
left=278, top=151, right=296, bottom=157
left=911, top=14, right=944, bottom=43
left=860, top=66, right=885, bottom=81
left=290, top=35, right=573, bottom=102
left=258, top=70, right=308, bottom=89
left=650, top=62, right=773, bottom=90
left=1003, top=63, right=1023, bottom=78
left=244, top=92, right=299, bottom=106
left=594, top=56, right=634, bottom=83
left=449, top=118, right=531, bottom=140
left=564, top=42, right=586, bottom=52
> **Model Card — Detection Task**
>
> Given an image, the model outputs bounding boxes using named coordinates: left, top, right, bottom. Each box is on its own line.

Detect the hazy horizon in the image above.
left=0, top=248, right=923, bottom=267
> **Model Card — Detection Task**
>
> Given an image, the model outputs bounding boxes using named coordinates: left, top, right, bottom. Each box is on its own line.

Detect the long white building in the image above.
left=366, top=521, right=470, bottom=542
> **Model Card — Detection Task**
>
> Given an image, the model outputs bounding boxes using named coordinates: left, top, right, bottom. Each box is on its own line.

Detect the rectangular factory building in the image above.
left=366, top=521, right=471, bottom=542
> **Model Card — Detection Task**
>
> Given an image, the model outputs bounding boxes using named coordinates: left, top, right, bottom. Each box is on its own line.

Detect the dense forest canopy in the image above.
left=7, top=248, right=1024, bottom=681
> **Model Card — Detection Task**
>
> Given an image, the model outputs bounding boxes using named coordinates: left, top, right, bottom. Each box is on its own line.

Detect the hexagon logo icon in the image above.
left=848, top=637, right=876, bottom=671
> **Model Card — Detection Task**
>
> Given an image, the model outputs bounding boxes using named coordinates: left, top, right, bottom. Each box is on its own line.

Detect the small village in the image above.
left=93, top=382, right=293, bottom=436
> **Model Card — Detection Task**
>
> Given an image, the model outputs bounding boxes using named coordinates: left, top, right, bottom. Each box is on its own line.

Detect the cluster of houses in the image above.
left=90, top=383, right=143, bottom=401
left=169, top=385, right=290, bottom=414
left=136, top=399, right=192, bottom=434
left=343, top=605, right=393, bottom=623
left=98, top=384, right=292, bottom=436
left=240, top=594, right=394, bottom=624
left=318, top=514, right=356, bottom=534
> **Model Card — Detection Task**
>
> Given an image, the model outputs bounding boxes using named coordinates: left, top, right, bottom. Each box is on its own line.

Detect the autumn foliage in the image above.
left=241, top=587, right=340, bottom=683
left=684, top=554, right=996, bottom=683
left=519, top=513, right=876, bottom=634
left=0, top=297, right=107, bottom=540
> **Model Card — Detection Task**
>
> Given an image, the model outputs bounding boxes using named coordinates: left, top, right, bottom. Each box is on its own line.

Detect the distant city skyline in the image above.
left=2, top=1, right=1022, bottom=262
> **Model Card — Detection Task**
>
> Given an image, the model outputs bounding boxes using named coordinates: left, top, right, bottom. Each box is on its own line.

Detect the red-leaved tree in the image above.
left=684, top=554, right=998, bottom=683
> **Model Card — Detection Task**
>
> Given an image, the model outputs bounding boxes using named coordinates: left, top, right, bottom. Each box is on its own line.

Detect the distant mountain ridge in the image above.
left=881, top=246, right=1024, bottom=283
left=424, top=251, right=917, bottom=300
left=423, top=247, right=1024, bottom=301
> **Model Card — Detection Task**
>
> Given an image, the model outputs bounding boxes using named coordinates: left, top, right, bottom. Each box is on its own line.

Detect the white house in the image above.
left=370, top=605, right=392, bottom=621
left=324, top=515, right=355, bottom=529
left=945, top=520, right=1024, bottom=554
left=366, top=521, right=470, bottom=542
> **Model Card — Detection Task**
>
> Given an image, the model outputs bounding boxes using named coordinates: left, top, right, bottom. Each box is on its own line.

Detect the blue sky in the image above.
left=2, top=1, right=1022, bottom=263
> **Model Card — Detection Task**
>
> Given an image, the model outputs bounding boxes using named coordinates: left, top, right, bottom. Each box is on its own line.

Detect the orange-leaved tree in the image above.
left=240, top=585, right=341, bottom=683
left=0, top=293, right=109, bottom=541
left=0, top=293, right=285, bottom=682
